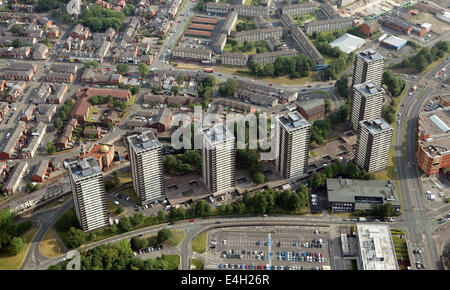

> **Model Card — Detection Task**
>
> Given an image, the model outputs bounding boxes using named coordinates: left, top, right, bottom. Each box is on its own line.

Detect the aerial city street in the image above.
left=0, top=0, right=449, bottom=273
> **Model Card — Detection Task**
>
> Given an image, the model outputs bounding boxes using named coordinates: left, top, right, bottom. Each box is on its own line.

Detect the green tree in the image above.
left=138, top=62, right=149, bottom=78
left=84, top=60, right=100, bottom=68
left=66, top=227, right=86, bottom=249
left=54, top=117, right=63, bottom=130
left=12, top=39, right=23, bottom=48
left=130, top=236, right=148, bottom=251
left=116, top=63, right=130, bottom=74
left=46, top=142, right=56, bottom=154
left=251, top=171, right=265, bottom=184
left=171, top=86, right=180, bottom=96
left=118, top=216, right=132, bottom=232
left=157, top=210, right=165, bottom=222
left=10, top=24, right=24, bottom=36
left=157, top=228, right=173, bottom=244
left=8, top=237, right=24, bottom=255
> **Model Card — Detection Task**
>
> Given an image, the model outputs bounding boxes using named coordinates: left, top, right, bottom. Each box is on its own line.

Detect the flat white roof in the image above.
left=330, top=33, right=366, bottom=54
left=356, top=224, right=398, bottom=270
left=382, top=35, right=407, bottom=48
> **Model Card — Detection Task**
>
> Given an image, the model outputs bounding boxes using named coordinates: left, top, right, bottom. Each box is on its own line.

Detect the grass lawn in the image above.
left=142, top=229, right=185, bottom=247
left=42, top=195, right=72, bottom=210
left=244, top=0, right=252, bottom=5
left=39, top=228, right=65, bottom=258
left=117, top=171, right=132, bottom=187
left=107, top=201, right=124, bottom=216
left=0, top=226, right=39, bottom=270
left=162, top=254, right=180, bottom=270
left=126, top=93, right=138, bottom=107
left=121, top=187, right=139, bottom=203
left=174, top=63, right=203, bottom=71
left=249, top=74, right=314, bottom=85
left=192, top=232, right=207, bottom=253
left=168, top=230, right=186, bottom=247
left=191, top=259, right=204, bottom=270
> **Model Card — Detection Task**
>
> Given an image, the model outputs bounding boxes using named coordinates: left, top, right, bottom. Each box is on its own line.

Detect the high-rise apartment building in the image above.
left=127, top=130, right=165, bottom=205
left=202, top=124, right=236, bottom=196
left=68, top=157, right=109, bottom=232
left=352, top=49, right=384, bottom=87
left=355, top=117, right=393, bottom=173
left=350, top=82, right=385, bottom=131
left=275, top=111, right=311, bottom=180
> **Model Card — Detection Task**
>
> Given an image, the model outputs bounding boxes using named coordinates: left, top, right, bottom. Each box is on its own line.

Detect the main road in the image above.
left=394, top=58, right=450, bottom=270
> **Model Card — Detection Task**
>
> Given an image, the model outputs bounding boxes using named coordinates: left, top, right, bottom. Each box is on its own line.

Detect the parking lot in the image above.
left=205, top=225, right=331, bottom=270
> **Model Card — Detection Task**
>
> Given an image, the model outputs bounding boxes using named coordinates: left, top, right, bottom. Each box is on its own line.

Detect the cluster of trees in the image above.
left=235, top=21, right=256, bottom=32
left=397, top=41, right=450, bottom=72
left=116, top=64, right=129, bottom=74
left=310, top=30, right=346, bottom=43
left=228, top=39, right=254, bottom=53
left=198, top=76, right=216, bottom=108
left=218, top=79, right=237, bottom=97
left=138, top=62, right=149, bottom=78
left=57, top=98, right=75, bottom=121
left=310, top=104, right=349, bottom=145
left=129, top=228, right=173, bottom=252
left=372, top=203, right=396, bottom=217
left=56, top=209, right=157, bottom=249
left=122, top=4, right=136, bottom=16
left=319, top=52, right=354, bottom=81
left=0, top=209, right=32, bottom=256
left=37, top=0, right=67, bottom=12
left=89, top=94, right=127, bottom=111
left=26, top=182, right=41, bottom=192
left=168, top=200, right=211, bottom=222
left=163, top=150, right=202, bottom=175
left=49, top=240, right=169, bottom=270
left=84, top=61, right=100, bottom=68
left=105, top=171, right=121, bottom=191
left=78, top=5, right=125, bottom=32
left=335, top=75, right=349, bottom=99
left=118, top=83, right=140, bottom=95
left=382, top=103, right=395, bottom=124
left=47, top=142, right=57, bottom=154
left=236, top=149, right=266, bottom=184
left=240, top=186, right=309, bottom=214
left=382, top=71, right=405, bottom=97
left=10, top=24, right=24, bottom=36
left=248, top=54, right=316, bottom=78
left=310, top=160, right=373, bottom=189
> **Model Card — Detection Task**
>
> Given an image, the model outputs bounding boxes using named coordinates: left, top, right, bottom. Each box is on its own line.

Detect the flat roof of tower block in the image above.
left=127, top=130, right=161, bottom=152
left=69, top=157, right=102, bottom=180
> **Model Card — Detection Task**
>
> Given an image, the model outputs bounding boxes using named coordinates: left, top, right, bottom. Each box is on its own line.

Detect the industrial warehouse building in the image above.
left=381, top=35, right=407, bottom=50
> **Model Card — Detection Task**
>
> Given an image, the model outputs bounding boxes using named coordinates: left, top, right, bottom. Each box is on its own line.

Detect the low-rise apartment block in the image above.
left=280, top=3, right=315, bottom=16
left=319, top=3, right=340, bottom=19
left=233, top=27, right=282, bottom=43
left=234, top=5, right=270, bottom=17
left=290, top=26, right=324, bottom=64
left=171, top=47, right=213, bottom=62
left=220, top=52, right=249, bottom=66
left=250, top=49, right=298, bottom=65
left=212, top=33, right=227, bottom=53
left=304, top=17, right=353, bottom=33
left=204, top=2, right=231, bottom=15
